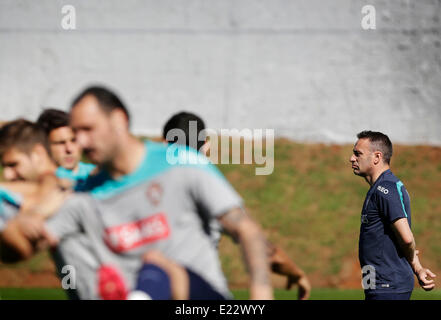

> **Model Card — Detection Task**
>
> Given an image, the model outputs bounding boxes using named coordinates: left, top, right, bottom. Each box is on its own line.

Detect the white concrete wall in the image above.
left=1, top=0, right=440, bottom=145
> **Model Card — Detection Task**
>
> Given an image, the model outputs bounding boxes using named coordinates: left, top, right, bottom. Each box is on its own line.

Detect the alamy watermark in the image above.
left=165, top=121, right=274, bottom=176
left=61, top=5, right=76, bottom=30
left=361, top=5, right=376, bottom=30
left=61, top=264, right=76, bottom=290
left=361, top=265, right=376, bottom=289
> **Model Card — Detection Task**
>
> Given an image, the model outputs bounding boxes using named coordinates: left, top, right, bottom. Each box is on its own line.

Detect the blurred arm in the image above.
left=267, top=242, right=311, bottom=299
left=0, top=214, right=43, bottom=262
left=218, top=207, right=273, bottom=300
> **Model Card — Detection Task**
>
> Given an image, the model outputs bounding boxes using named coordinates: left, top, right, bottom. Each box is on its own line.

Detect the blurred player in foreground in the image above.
left=0, top=108, right=96, bottom=213
left=163, top=111, right=311, bottom=299
left=350, top=130, right=436, bottom=300
left=7, top=86, right=274, bottom=300
left=0, top=119, right=99, bottom=299
left=0, top=119, right=64, bottom=241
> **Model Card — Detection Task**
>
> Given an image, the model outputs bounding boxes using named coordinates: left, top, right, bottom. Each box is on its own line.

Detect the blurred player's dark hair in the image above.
left=37, top=108, right=69, bottom=135
left=357, top=130, right=393, bottom=164
left=0, top=119, right=50, bottom=157
left=71, top=86, right=130, bottom=124
left=163, top=111, right=206, bottom=151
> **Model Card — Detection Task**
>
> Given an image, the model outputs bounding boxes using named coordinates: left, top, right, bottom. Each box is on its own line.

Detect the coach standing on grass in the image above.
left=350, top=130, right=436, bottom=300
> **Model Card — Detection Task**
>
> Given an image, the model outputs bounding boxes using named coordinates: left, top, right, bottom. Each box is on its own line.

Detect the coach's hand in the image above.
left=416, top=268, right=436, bottom=291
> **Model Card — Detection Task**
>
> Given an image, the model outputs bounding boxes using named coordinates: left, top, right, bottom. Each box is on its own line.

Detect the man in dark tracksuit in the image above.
left=350, top=130, right=436, bottom=300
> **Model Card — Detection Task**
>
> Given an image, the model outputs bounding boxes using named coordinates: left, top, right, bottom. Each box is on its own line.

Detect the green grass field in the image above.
left=0, top=288, right=440, bottom=300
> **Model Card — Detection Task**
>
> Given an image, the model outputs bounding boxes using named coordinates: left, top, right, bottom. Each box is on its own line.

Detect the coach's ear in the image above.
left=373, top=151, right=382, bottom=165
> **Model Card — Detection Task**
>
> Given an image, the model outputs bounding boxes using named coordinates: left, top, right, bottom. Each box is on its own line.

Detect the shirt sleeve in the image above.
left=186, top=164, right=244, bottom=219
left=44, top=195, right=87, bottom=241
left=376, top=181, right=410, bottom=223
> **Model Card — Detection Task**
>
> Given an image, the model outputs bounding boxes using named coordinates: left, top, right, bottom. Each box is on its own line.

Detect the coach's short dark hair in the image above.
left=357, top=130, right=393, bottom=164
left=71, top=86, right=130, bottom=123
left=163, top=111, right=206, bottom=151
left=0, top=119, right=50, bottom=158
left=37, top=108, right=70, bottom=135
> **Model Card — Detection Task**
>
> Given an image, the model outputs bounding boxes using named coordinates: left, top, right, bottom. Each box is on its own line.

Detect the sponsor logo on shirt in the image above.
left=104, top=213, right=170, bottom=252
left=377, top=186, right=389, bottom=194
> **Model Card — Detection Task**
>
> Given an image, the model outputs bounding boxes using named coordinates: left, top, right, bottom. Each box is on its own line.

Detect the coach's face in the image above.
left=48, top=126, right=81, bottom=170
left=350, top=138, right=374, bottom=177
left=1, top=147, right=39, bottom=181
left=70, top=95, right=119, bottom=165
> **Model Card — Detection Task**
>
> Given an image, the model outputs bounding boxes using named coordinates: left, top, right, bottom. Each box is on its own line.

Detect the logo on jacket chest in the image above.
left=377, top=185, right=389, bottom=194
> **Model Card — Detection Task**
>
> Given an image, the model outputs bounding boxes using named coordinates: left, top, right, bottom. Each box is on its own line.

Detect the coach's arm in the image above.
left=391, top=218, right=436, bottom=291
left=218, top=207, right=273, bottom=300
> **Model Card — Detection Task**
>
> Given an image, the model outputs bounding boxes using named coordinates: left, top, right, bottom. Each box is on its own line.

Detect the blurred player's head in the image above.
left=37, top=108, right=81, bottom=171
left=162, top=111, right=209, bottom=155
left=350, top=130, right=393, bottom=177
left=70, top=86, right=130, bottom=165
left=0, top=119, right=54, bottom=181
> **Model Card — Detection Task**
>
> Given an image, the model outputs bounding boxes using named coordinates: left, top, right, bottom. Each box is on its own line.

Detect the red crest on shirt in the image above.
left=146, top=182, right=163, bottom=206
